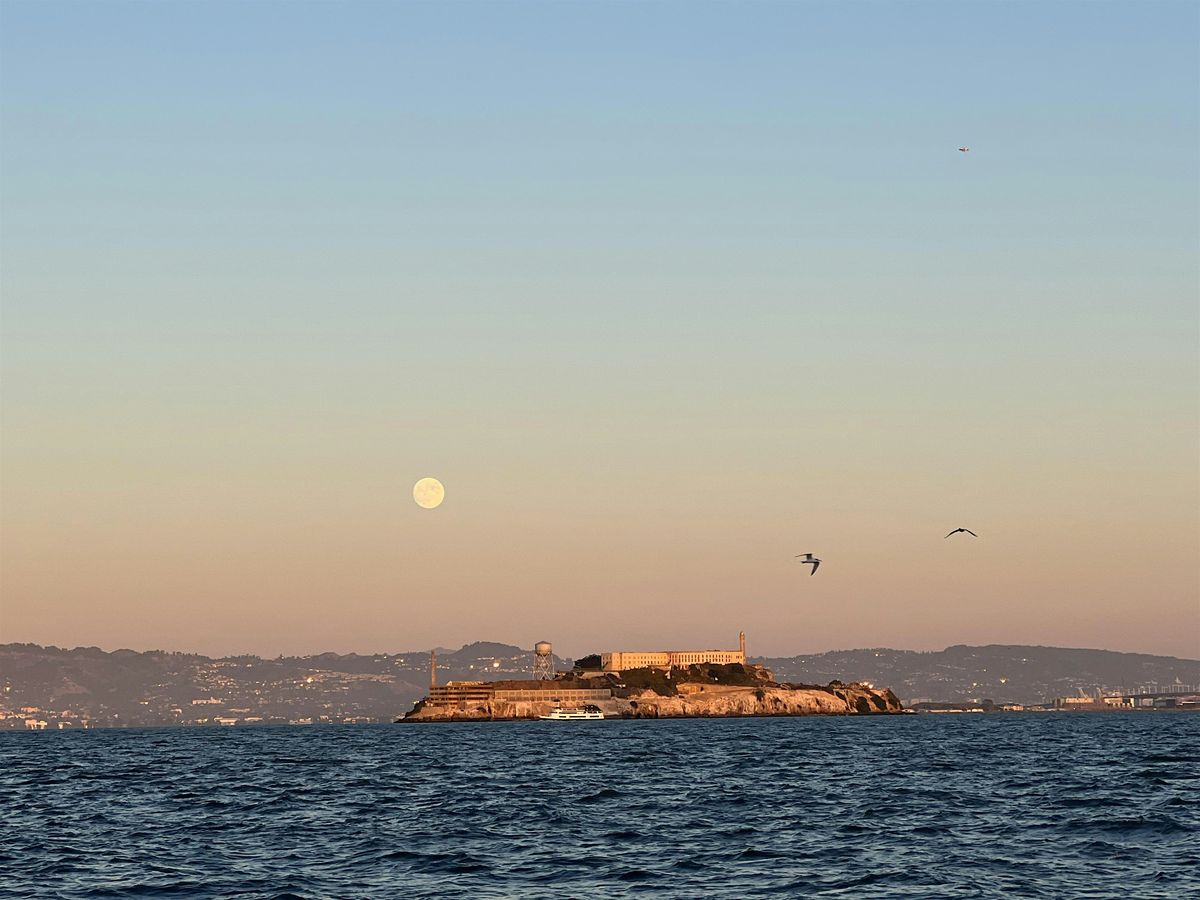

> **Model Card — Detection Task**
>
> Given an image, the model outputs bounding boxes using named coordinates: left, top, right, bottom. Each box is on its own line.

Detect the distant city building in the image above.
left=601, top=632, right=747, bottom=672
left=1054, top=696, right=1107, bottom=709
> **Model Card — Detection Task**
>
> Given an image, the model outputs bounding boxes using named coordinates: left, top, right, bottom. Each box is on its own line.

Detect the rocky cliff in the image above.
left=402, top=682, right=902, bottom=722
left=624, top=683, right=901, bottom=718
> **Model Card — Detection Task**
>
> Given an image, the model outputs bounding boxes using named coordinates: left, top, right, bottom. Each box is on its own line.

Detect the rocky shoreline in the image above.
left=402, top=681, right=903, bottom=722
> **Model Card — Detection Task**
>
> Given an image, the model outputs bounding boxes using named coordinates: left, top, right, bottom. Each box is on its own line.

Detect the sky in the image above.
left=1, top=1, right=1197, bottom=660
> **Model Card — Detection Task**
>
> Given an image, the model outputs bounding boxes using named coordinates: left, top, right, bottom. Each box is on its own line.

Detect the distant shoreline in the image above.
left=7, top=707, right=1200, bottom=733
left=5, top=642, right=1197, bottom=729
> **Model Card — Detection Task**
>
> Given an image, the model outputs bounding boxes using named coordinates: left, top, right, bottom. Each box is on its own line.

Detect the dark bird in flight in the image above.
left=944, top=528, right=978, bottom=538
left=958, top=147, right=970, bottom=152
left=795, top=553, right=822, bottom=575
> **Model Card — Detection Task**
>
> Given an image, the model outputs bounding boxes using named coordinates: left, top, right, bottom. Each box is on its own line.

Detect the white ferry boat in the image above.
left=539, top=704, right=605, bottom=721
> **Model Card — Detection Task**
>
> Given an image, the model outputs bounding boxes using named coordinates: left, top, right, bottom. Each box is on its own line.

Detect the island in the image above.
left=400, top=661, right=903, bottom=722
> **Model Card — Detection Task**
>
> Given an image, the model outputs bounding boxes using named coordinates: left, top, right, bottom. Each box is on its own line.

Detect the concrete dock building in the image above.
left=426, top=680, right=612, bottom=707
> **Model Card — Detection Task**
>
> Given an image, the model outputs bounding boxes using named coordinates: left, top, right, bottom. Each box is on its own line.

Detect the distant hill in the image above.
left=753, top=644, right=1200, bottom=705
left=3, top=641, right=1197, bottom=727
left=0, top=641, right=568, bottom=727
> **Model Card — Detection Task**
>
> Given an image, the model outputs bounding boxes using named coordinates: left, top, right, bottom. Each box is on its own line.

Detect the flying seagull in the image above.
left=958, top=147, right=970, bottom=152
left=944, top=528, right=978, bottom=538
left=795, top=553, right=822, bottom=575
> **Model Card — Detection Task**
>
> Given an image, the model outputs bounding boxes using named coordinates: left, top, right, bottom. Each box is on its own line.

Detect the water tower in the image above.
left=533, top=641, right=554, bottom=680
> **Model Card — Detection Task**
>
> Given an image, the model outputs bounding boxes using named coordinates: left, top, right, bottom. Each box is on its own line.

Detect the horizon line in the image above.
left=3, top=639, right=1197, bottom=665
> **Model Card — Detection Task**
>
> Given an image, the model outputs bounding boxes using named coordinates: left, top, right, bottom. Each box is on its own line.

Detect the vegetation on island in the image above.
left=608, top=662, right=771, bottom=698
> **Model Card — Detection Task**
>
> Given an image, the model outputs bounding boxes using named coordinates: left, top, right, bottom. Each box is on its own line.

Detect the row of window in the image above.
left=495, top=690, right=612, bottom=701
left=669, top=653, right=743, bottom=665
left=602, top=652, right=745, bottom=668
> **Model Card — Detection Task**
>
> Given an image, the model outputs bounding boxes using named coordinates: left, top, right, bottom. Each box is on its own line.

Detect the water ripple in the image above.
left=0, top=714, right=1196, bottom=898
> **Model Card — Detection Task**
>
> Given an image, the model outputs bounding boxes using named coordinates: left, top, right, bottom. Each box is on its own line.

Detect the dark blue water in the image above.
left=1, top=714, right=1196, bottom=898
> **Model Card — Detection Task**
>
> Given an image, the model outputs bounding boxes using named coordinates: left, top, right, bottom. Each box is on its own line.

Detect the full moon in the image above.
left=413, top=477, right=445, bottom=509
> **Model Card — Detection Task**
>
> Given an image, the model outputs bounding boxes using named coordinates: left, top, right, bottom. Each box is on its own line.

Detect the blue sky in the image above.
left=1, top=1, right=1197, bottom=657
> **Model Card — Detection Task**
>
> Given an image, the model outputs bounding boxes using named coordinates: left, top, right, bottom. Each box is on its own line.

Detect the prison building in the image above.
left=601, top=632, right=747, bottom=672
